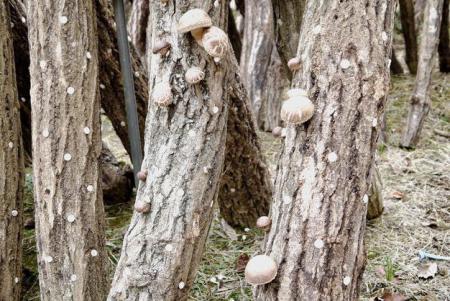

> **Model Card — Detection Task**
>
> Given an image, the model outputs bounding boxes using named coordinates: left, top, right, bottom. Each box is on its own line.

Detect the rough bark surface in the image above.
left=108, top=1, right=232, bottom=299
left=240, top=0, right=287, bottom=131
left=367, top=167, right=384, bottom=220
left=0, top=1, right=23, bottom=299
left=438, top=0, right=450, bottom=72
left=401, top=0, right=444, bottom=148
left=127, top=0, right=149, bottom=61
left=28, top=0, right=108, bottom=300
left=255, top=1, right=396, bottom=300
left=399, top=0, right=419, bottom=74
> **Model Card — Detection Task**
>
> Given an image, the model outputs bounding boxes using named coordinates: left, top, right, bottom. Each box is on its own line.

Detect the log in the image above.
left=399, top=0, right=419, bottom=74
left=438, top=0, right=450, bottom=72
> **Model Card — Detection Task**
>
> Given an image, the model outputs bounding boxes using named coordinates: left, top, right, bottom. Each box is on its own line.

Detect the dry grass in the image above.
left=21, top=73, right=449, bottom=300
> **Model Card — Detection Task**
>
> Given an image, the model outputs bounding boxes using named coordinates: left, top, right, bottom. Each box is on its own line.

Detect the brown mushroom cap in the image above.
left=245, top=255, right=278, bottom=285
left=153, top=82, right=173, bottom=107
left=177, top=9, right=212, bottom=33
left=152, top=40, right=171, bottom=55
left=272, top=127, right=282, bottom=137
left=287, top=57, right=301, bottom=71
left=185, top=67, right=205, bottom=84
left=137, top=170, right=148, bottom=181
left=280, top=92, right=314, bottom=125
left=256, top=216, right=272, bottom=230
left=134, top=200, right=151, bottom=213
left=201, top=26, right=229, bottom=59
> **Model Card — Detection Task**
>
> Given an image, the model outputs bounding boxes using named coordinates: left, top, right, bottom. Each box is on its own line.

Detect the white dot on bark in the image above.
left=134, top=71, right=140, bottom=77
left=314, top=239, right=324, bottom=249
left=86, top=52, right=92, bottom=59
left=214, top=57, right=221, bottom=63
left=10, top=22, right=14, bottom=28
left=372, top=118, right=377, bottom=127
left=39, top=60, right=47, bottom=69
left=21, top=97, right=26, bottom=102
left=87, top=185, right=94, bottom=192
left=120, top=121, right=126, bottom=127
left=67, top=87, right=75, bottom=95
left=67, top=214, right=76, bottom=223
left=70, top=274, right=77, bottom=282
left=11, top=210, right=18, bottom=217
left=313, top=25, right=321, bottom=34
left=230, top=188, right=236, bottom=193
left=430, top=7, right=438, bottom=19
left=8, top=142, right=14, bottom=149
left=178, top=282, right=185, bottom=289
left=42, top=129, right=50, bottom=138
left=381, top=31, right=388, bottom=41
left=387, top=59, right=392, bottom=68
left=340, top=59, right=351, bottom=69
left=14, top=277, right=19, bottom=284
left=214, top=0, right=219, bottom=7
left=363, top=194, right=369, bottom=204
left=212, top=106, right=219, bottom=114
left=90, top=249, right=98, bottom=257
left=64, top=153, right=72, bottom=161
left=203, top=167, right=209, bottom=174
left=45, top=256, right=53, bottom=263
left=165, top=244, right=173, bottom=252
left=188, top=130, right=196, bottom=137
left=20, top=17, right=26, bottom=23
left=127, top=35, right=131, bottom=42
left=100, top=83, right=106, bottom=90
left=327, top=152, right=338, bottom=162
left=343, top=276, right=351, bottom=286
left=59, top=16, right=68, bottom=24
left=229, top=0, right=236, bottom=10
left=83, top=127, right=91, bottom=134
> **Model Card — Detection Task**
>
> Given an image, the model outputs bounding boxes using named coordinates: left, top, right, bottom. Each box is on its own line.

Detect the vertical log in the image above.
left=255, top=0, right=396, bottom=300
left=108, top=1, right=232, bottom=299
left=390, top=48, right=404, bottom=74
left=438, top=0, right=450, bottom=72
left=127, top=0, right=149, bottom=61
left=0, top=1, right=23, bottom=299
left=399, top=0, right=419, bottom=74
left=28, top=0, right=108, bottom=299
left=401, top=0, right=444, bottom=148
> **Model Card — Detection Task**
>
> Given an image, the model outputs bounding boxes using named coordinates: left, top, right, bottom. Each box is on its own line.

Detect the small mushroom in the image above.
left=287, top=57, right=301, bottom=71
left=134, top=200, right=151, bottom=214
left=153, top=82, right=173, bottom=107
left=245, top=255, right=278, bottom=285
left=272, top=127, right=282, bottom=137
left=137, top=170, right=148, bottom=181
left=201, top=26, right=229, bottom=61
left=185, top=67, right=205, bottom=84
left=286, top=88, right=308, bottom=99
left=280, top=89, right=314, bottom=125
left=177, top=9, right=213, bottom=43
left=256, top=216, right=272, bottom=231
left=152, top=40, right=171, bottom=56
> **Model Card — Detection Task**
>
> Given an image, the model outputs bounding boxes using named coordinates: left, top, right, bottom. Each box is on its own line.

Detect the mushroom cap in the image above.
left=245, top=255, right=278, bottom=285
left=256, top=216, right=272, bottom=230
left=152, top=40, right=171, bottom=54
left=287, top=57, right=301, bottom=71
left=202, top=26, right=229, bottom=59
left=286, top=88, right=308, bottom=99
left=272, top=127, right=282, bottom=137
left=177, top=9, right=213, bottom=33
left=280, top=95, right=314, bottom=125
left=185, top=67, right=205, bottom=84
left=137, top=170, right=148, bottom=181
left=153, top=82, right=173, bottom=107
left=134, top=200, right=151, bottom=213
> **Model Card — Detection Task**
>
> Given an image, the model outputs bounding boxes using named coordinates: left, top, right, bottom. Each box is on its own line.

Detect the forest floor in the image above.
left=21, top=73, right=449, bottom=300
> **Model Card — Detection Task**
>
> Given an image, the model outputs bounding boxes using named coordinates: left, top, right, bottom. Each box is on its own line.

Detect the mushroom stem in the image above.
left=191, top=28, right=205, bottom=45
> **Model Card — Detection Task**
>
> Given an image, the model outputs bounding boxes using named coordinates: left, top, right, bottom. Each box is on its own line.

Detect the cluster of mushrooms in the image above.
left=151, top=8, right=230, bottom=108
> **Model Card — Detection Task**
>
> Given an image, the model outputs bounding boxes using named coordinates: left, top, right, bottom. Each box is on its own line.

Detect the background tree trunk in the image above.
left=240, top=0, right=287, bottom=131
left=390, top=48, right=404, bottom=74
left=0, top=2, right=24, bottom=299
left=438, top=0, right=450, bottom=72
left=28, top=0, right=108, bottom=299
left=255, top=0, right=396, bottom=300
left=399, top=0, right=419, bottom=74
left=108, top=1, right=233, bottom=299
left=127, top=0, right=149, bottom=61
left=401, top=0, right=444, bottom=148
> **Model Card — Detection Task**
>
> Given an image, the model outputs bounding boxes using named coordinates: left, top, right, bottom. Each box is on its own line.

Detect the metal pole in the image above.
left=113, top=0, right=143, bottom=184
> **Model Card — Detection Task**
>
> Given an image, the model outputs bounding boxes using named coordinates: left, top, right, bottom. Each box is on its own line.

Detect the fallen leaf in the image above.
left=391, top=191, right=404, bottom=200
left=235, top=253, right=250, bottom=273
left=417, top=262, right=438, bottom=279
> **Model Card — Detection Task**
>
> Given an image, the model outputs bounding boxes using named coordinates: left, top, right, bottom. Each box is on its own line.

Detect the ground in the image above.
left=21, top=73, right=449, bottom=300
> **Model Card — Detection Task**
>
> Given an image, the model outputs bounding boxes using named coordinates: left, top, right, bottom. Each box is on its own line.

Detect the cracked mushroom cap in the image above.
left=185, top=67, right=205, bottom=84
left=153, top=82, right=173, bottom=107
left=201, top=26, right=229, bottom=60
left=245, top=255, right=278, bottom=285
left=177, top=9, right=212, bottom=33
left=280, top=92, right=314, bottom=125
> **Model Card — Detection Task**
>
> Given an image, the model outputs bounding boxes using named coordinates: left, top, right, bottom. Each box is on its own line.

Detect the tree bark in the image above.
left=127, top=0, right=149, bottom=61
left=228, top=9, right=242, bottom=62
left=401, top=0, right=444, bottom=148
left=438, top=0, right=450, bottom=72
left=390, top=48, right=404, bottom=74
left=367, top=167, right=384, bottom=220
left=399, top=0, right=419, bottom=74
left=255, top=1, right=396, bottom=300
left=0, top=1, right=23, bottom=299
left=9, top=0, right=134, bottom=205
left=28, top=0, right=108, bottom=299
